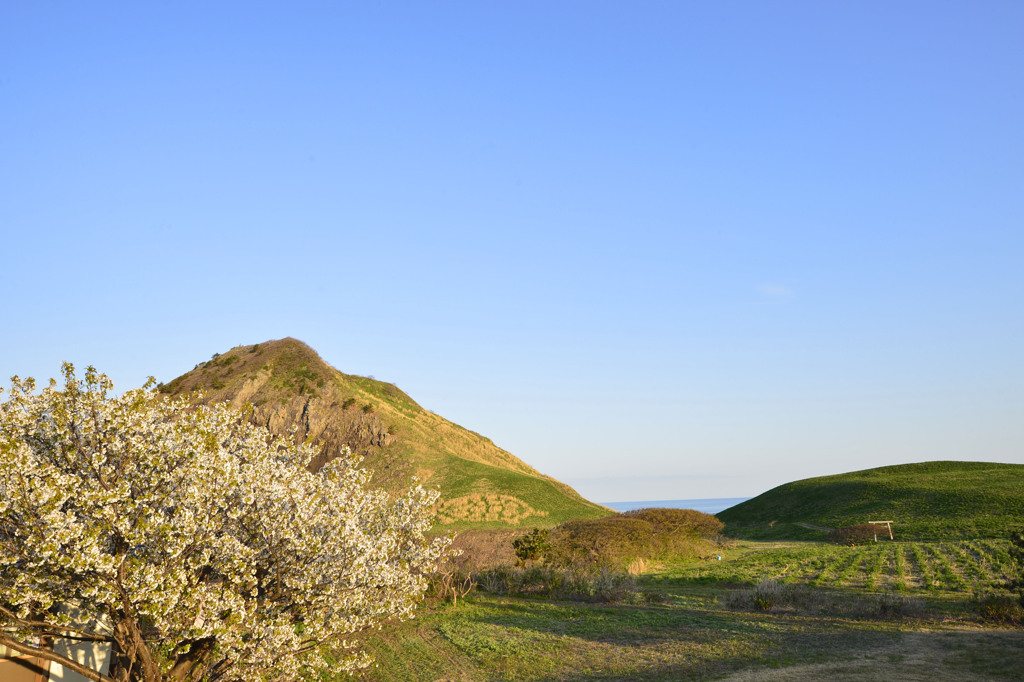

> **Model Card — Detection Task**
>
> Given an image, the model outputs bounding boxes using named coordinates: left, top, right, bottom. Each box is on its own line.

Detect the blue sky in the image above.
left=2, top=2, right=1022, bottom=500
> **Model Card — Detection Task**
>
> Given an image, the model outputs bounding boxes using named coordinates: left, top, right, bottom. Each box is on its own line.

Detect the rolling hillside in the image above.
left=160, top=338, right=609, bottom=528
left=717, top=461, right=1024, bottom=540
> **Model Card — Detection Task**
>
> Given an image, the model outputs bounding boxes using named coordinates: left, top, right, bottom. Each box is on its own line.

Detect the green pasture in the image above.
left=719, top=461, right=1024, bottom=541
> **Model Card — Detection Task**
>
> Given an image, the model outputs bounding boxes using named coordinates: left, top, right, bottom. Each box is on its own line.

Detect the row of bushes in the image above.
left=427, top=563, right=669, bottom=605
left=722, top=578, right=1024, bottom=624
left=720, top=578, right=925, bottom=618
left=477, top=565, right=668, bottom=604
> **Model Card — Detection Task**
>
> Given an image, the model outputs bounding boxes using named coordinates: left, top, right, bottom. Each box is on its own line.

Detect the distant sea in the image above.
left=601, top=497, right=750, bottom=515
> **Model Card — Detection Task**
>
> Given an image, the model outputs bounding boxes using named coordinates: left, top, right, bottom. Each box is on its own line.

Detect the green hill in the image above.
left=160, top=338, right=609, bottom=528
left=717, top=461, right=1024, bottom=540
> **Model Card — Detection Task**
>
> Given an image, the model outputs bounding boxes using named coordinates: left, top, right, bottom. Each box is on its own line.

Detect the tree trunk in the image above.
left=108, top=617, right=162, bottom=682
left=168, top=638, right=216, bottom=681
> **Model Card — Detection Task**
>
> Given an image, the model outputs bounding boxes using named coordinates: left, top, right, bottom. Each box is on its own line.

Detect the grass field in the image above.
left=718, top=461, right=1024, bottom=541
left=342, top=537, right=1024, bottom=681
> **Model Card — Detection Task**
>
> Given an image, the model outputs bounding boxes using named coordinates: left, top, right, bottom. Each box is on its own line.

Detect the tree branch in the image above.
left=0, top=604, right=111, bottom=642
left=0, top=633, right=109, bottom=682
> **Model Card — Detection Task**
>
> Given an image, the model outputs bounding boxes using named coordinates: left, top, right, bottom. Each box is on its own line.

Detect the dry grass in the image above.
left=449, top=528, right=528, bottom=571
left=436, top=493, right=549, bottom=525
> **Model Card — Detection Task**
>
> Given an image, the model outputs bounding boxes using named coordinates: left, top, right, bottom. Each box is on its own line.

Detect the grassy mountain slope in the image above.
left=160, top=338, right=609, bottom=528
left=717, top=461, right=1024, bottom=540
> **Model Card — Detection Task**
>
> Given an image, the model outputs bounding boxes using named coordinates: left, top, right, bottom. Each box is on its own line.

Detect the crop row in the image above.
left=667, top=539, right=1016, bottom=593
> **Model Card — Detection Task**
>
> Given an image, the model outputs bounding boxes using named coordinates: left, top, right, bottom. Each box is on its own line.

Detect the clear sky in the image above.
left=2, top=2, right=1022, bottom=501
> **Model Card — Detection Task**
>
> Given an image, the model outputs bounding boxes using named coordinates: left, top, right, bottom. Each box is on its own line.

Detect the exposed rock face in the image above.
left=248, top=392, right=395, bottom=472
left=162, top=339, right=404, bottom=473
left=160, top=337, right=610, bottom=526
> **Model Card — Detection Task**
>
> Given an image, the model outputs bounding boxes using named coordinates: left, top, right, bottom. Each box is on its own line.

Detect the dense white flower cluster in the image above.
left=0, top=364, right=450, bottom=681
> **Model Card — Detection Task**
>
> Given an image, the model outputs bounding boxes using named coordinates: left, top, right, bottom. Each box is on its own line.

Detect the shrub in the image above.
left=971, top=591, right=1024, bottom=624
left=623, top=507, right=724, bottom=538
left=513, top=528, right=552, bottom=566
left=342, top=397, right=357, bottom=410
left=720, top=586, right=756, bottom=611
left=449, top=528, right=523, bottom=572
left=426, top=564, right=476, bottom=607
left=476, top=564, right=518, bottom=594
left=585, top=567, right=637, bottom=602
left=548, top=508, right=722, bottom=570
left=827, top=524, right=886, bottom=546
left=752, top=579, right=783, bottom=610
left=723, top=580, right=834, bottom=613
left=877, top=591, right=922, bottom=619
left=549, top=516, right=654, bottom=569
left=473, top=564, right=644, bottom=603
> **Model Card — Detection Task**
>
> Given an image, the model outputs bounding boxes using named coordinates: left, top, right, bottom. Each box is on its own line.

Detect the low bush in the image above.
left=724, top=580, right=925, bottom=619
left=876, top=590, right=922, bottom=619
left=722, top=579, right=784, bottom=611
left=752, top=579, right=783, bottom=610
left=722, top=580, right=834, bottom=613
left=549, top=516, right=652, bottom=568
left=426, top=565, right=476, bottom=606
left=826, top=524, right=886, bottom=546
left=513, top=528, right=553, bottom=565
left=476, top=564, right=518, bottom=594
left=971, top=591, right=1024, bottom=624
left=474, top=564, right=649, bottom=603
left=449, top=528, right=524, bottom=572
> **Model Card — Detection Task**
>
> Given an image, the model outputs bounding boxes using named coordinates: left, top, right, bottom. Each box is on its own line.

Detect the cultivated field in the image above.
left=660, top=539, right=1018, bottom=593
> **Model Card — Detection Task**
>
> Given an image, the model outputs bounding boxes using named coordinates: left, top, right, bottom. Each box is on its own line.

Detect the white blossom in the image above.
left=0, top=364, right=450, bottom=681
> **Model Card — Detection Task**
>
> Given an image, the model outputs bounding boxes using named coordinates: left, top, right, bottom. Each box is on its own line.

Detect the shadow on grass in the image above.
left=470, top=596, right=769, bottom=638
left=361, top=591, right=1024, bottom=682
left=437, top=597, right=910, bottom=680
left=546, top=628, right=1024, bottom=682
left=509, top=621, right=1023, bottom=682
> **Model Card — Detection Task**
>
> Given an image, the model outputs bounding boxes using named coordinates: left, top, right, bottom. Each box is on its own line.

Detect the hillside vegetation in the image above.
left=160, top=338, right=609, bottom=527
left=718, top=461, right=1024, bottom=541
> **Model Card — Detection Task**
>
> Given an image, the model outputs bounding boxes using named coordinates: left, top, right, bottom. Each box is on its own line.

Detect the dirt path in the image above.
left=716, top=628, right=1024, bottom=681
